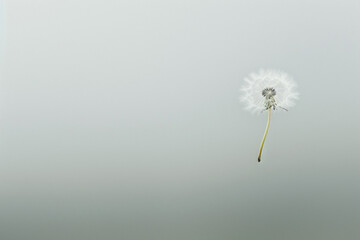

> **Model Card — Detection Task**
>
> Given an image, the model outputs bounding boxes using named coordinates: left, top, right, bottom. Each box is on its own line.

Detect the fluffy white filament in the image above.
left=240, top=69, right=299, bottom=114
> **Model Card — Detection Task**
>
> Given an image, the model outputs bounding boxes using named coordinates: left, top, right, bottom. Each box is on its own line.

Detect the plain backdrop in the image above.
left=0, top=0, right=360, bottom=239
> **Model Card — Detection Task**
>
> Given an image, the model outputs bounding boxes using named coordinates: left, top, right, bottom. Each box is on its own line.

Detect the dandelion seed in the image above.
left=240, top=69, right=299, bottom=162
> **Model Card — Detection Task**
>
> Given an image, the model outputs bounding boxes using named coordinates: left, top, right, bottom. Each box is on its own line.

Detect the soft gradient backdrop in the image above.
left=0, top=0, right=359, bottom=239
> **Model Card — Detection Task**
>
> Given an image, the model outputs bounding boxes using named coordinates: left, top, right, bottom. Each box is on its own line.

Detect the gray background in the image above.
left=1, top=0, right=360, bottom=239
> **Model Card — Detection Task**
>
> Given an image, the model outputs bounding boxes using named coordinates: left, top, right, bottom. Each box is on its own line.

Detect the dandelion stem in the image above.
left=258, top=108, right=271, bottom=162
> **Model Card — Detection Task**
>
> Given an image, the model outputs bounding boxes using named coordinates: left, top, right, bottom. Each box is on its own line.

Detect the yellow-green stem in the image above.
left=258, top=108, right=271, bottom=162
